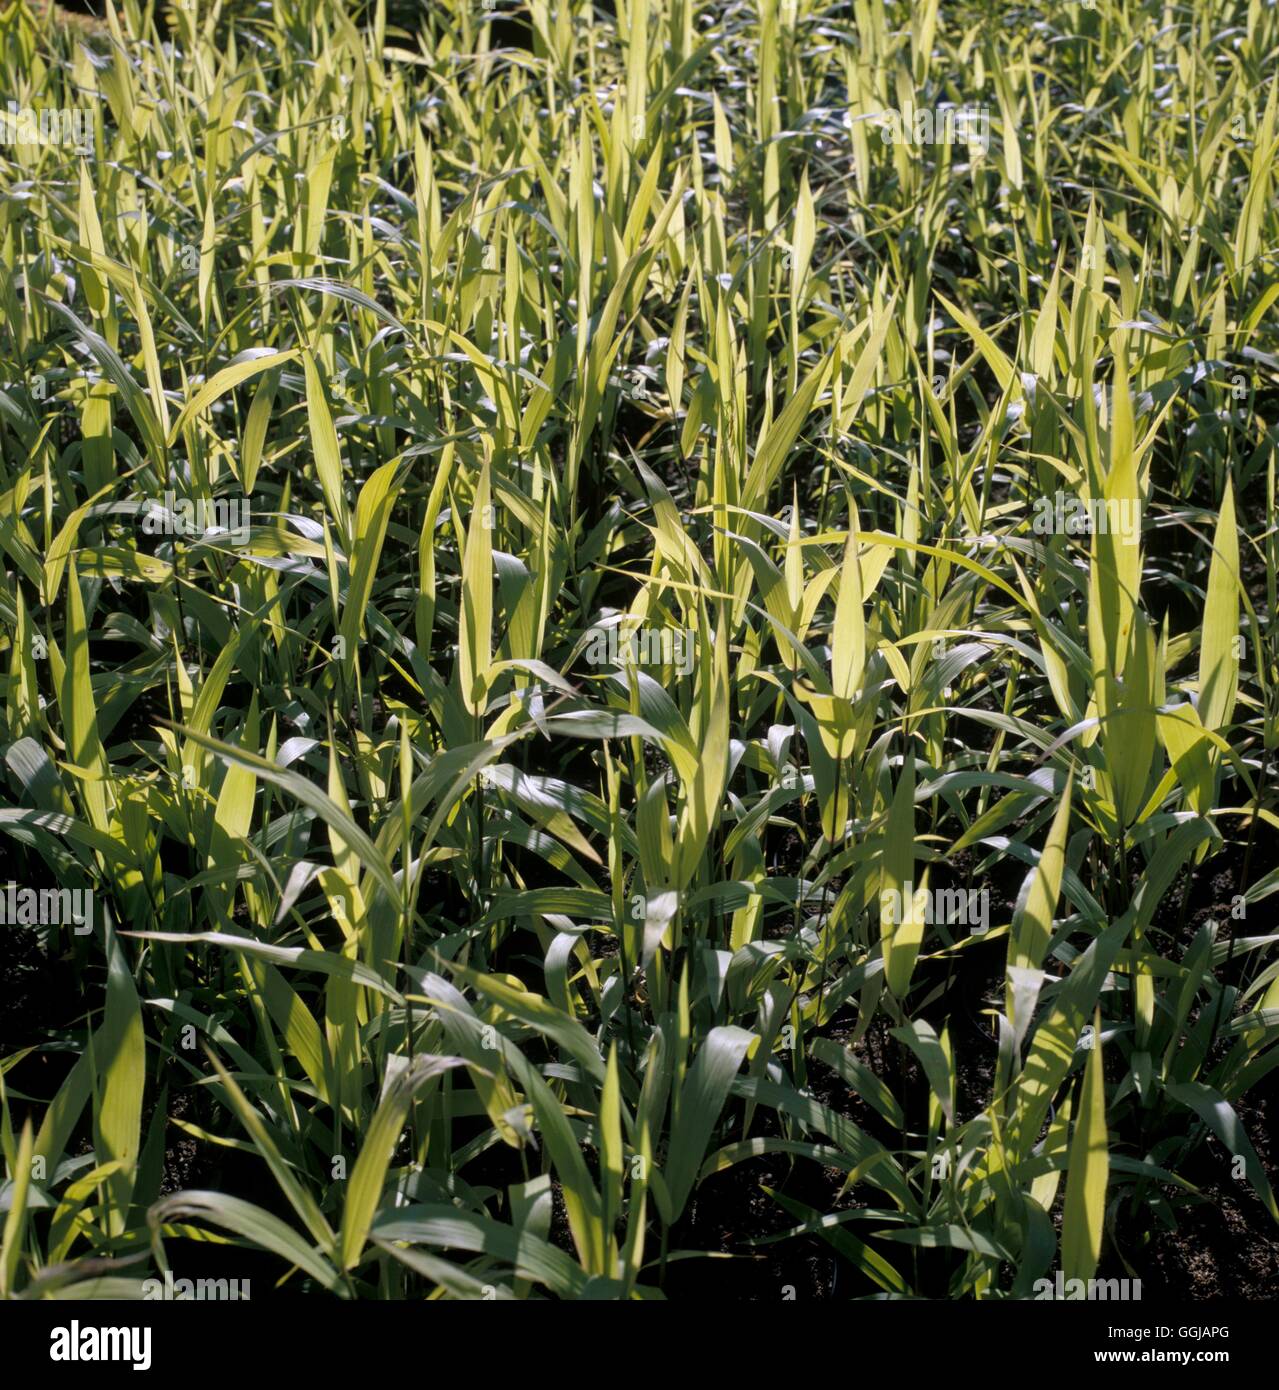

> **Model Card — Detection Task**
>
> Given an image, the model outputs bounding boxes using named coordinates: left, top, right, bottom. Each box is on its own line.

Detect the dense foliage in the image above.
left=1, top=0, right=1276, bottom=1300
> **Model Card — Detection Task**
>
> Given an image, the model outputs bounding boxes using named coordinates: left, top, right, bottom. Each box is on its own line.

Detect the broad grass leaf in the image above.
left=149, top=1192, right=342, bottom=1292
left=340, top=1055, right=471, bottom=1270
left=1061, top=1010, right=1108, bottom=1282
left=664, top=1025, right=756, bottom=1221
